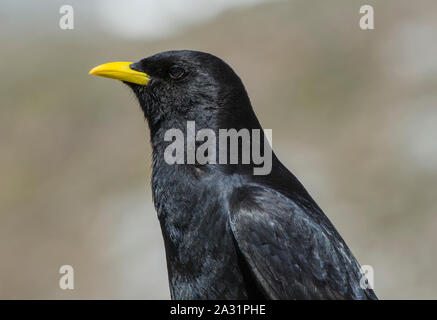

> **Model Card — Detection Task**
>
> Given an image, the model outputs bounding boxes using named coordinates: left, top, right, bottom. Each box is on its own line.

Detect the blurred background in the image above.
left=0, top=0, right=436, bottom=299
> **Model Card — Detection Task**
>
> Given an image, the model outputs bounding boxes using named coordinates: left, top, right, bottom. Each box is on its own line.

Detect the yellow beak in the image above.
left=88, top=61, right=150, bottom=85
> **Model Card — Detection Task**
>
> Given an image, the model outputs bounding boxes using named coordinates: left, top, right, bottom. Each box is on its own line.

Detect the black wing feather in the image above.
left=228, top=184, right=377, bottom=300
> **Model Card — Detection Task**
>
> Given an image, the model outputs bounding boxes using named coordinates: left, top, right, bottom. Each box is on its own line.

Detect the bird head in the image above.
left=89, top=50, right=255, bottom=133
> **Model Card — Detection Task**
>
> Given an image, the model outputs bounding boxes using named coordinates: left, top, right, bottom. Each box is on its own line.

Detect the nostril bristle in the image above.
left=130, top=62, right=142, bottom=72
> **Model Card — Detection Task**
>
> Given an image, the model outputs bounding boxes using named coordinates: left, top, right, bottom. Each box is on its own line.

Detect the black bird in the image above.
left=89, top=50, right=377, bottom=300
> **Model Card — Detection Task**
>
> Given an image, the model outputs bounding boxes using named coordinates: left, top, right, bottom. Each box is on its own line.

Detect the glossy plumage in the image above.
left=123, top=50, right=377, bottom=300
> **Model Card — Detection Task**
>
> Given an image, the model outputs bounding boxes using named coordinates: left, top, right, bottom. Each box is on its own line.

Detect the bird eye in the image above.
left=169, top=66, right=185, bottom=79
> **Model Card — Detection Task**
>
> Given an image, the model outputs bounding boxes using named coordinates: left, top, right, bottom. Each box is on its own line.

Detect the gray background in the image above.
left=0, top=0, right=436, bottom=299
